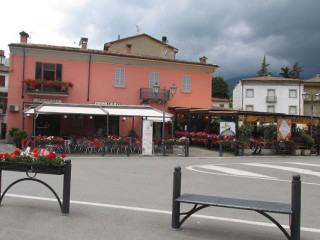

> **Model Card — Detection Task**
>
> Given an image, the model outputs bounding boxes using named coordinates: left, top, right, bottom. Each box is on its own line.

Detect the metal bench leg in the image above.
left=291, top=174, right=301, bottom=240
left=171, top=166, right=181, bottom=230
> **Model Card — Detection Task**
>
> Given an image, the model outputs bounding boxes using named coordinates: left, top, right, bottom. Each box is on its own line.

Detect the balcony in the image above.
left=24, top=80, right=72, bottom=97
left=140, top=88, right=170, bottom=102
left=266, top=96, right=277, bottom=103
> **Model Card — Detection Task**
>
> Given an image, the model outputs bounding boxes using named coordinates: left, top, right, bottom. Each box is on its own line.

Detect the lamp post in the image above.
left=152, top=83, right=177, bottom=156
left=302, top=91, right=320, bottom=138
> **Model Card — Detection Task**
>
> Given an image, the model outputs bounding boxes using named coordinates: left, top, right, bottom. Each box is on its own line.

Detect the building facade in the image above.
left=7, top=32, right=218, bottom=139
left=233, top=74, right=303, bottom=115
left=0, top=50, right=9, bottom=139
left=303, top=73, right=320, bottom=117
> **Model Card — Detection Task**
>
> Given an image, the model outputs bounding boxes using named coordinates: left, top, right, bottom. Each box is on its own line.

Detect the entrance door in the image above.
left=36, top=115, right=60, bottom=136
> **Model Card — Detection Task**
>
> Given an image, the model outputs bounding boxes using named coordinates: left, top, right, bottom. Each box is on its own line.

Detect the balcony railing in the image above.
left=266, top=96, right=277, bottom=103
left=140, top=88, right=170, bottom=102
left=25, top=81, right=71, bottom=96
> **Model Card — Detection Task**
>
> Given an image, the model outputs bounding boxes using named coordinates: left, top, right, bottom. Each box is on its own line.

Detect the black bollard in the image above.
left=291, top=174, right=301, bottom=240
left=62, top=159, right=72, bottom=214
left=171, top=166, right=181, bottom=230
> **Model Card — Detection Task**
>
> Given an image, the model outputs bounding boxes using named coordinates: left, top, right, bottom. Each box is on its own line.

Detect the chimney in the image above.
left=19, top=31, right=29, bottom=44
left=317, top=73, right=320, bottom=79
left=79, top=37, right=88, bottom=50
left=162, top=36, right=167, bottom=44
left=199, top=56, right=207, bottom=64
left=267, top=72, right=271, bottom=77
left=0, top=50, right=5, bottom=65
left=126, top=44, right=132, bottom=54
left=104, top=43, right=111, bottom=51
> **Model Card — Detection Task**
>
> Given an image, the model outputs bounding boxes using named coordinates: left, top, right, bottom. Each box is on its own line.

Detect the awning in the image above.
left=24, top=103, right=173, bottom=119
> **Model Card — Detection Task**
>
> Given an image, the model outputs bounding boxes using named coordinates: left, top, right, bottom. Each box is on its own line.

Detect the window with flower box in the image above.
left=36, top=62, right=62, bottom=81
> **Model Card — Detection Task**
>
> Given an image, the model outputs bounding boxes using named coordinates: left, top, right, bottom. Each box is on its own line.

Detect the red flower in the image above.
left=46, top=152, right=56, bottom=160
left=11, top=154, right=16, bottom=159
left=61, top=153, right=66, bottom=158
left=13, top=148, right=21, bottom=155
left=0, top=153, right=3, bottom=158
left=33, top=148, right=39, bottom=153
left=33, top=153, right=38, bottom=157
left=4, top=152, right=9, bottom=157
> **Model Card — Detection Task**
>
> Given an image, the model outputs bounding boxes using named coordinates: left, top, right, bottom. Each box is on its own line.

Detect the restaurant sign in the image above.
left=33, top=98, right=62, bottom=104
left=95, top=102, right=121, bottom=106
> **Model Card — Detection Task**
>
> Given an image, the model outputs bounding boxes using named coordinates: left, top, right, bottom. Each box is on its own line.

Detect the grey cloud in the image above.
left=61, top=0, right=320, bottom=80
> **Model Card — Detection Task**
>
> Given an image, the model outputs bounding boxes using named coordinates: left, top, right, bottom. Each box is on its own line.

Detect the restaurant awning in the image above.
left=24, top=103, right=173, bottom=120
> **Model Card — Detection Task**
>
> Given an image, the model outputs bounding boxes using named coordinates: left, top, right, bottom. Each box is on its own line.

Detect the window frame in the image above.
left=182, top=75, right=191, bottom=93
left=115, top=68, right=126, bottom=88
left=35, top=62, right=62, bottom=81
left=0, top=75, right=5, bottom=87
left=246, top=89, right=254, bottom=98
left=245, top=105, right=254, bottom=111
left=267, top=105, right=275, bottom=113
left=289, top=105, right=297, bottom=115
left=289, top=89, right=297, bottom=98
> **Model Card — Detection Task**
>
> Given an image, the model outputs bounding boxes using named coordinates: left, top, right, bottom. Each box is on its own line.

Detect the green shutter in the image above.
left=35, top=62, right=42, bottom=79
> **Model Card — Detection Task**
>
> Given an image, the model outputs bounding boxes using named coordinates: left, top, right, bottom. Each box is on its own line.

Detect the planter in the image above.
left=243, top=148, right=252, bottom=156
left=261, top=148, right=275, bottom=155
left=294, top=149, right=301, bottom=156
left=0, top=161, right=65, bottom=175
left=301, top=149, right=311, bottom=156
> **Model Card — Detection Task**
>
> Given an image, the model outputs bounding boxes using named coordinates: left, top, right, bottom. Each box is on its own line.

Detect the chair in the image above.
left=278, top=142, right=289, bottom=155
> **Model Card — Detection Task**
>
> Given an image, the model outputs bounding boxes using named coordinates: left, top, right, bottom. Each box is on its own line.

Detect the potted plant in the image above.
left=12, top=129, right=27, bottom=148
left=300, top=131, right=314, bottom=155
left=291, top=128, right=304, bottom=155
left=238, top=122, right=252, bottom=155
left=261, top=124, right=276, bottom=155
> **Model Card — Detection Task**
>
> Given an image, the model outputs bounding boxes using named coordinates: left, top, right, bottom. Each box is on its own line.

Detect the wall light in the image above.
left=64, top=115, right=68, bottom=119
left=122, top=117, right=126, bottom=121
left=89, top=116, right=93, bottom=119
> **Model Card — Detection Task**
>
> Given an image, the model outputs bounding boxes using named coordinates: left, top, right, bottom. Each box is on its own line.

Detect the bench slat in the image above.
left=176, top=194, right=292, bottom=214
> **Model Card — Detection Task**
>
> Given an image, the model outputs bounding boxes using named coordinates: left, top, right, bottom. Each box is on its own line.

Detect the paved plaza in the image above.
left=0, top=141, right=320, bottom=240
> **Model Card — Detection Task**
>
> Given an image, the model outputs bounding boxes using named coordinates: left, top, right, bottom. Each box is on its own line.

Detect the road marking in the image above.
left=196, top=165, right=276, bottom=179
left=5, top=193, right=320, bottom=234
left=286, top=162, right=320, bottom=167
left=244, top=163, right=320, bottom=177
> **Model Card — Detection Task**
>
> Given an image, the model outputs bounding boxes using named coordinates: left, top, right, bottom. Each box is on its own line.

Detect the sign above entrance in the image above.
left=33, top=98, right=62, bottom=104
left=95, top=102, right=121, bottom=106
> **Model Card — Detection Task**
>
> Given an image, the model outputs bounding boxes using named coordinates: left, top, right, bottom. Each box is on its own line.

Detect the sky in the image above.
left=1, top=0, right=320, bottom=81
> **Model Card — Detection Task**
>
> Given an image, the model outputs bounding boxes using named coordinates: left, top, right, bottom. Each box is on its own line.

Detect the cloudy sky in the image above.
left=1, top=0, right=319, bottom=81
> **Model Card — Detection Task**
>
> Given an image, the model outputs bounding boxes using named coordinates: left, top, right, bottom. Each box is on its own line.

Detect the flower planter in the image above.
left=243, top=148, right=252, bottom=156
left=294, top=149, right=301, bottom=156
left=0, top=161, right=65, bottom=175
left=301, top=149, right=311, bottom=156
left=261, top=148, right=275, bottom=155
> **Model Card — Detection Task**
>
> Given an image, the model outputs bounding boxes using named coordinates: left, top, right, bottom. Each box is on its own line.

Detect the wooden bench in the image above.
left=171, top=166, right=301, bottom=240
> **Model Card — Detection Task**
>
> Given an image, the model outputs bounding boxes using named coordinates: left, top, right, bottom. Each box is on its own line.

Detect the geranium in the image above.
left=0, top=148, right=66, bottom=166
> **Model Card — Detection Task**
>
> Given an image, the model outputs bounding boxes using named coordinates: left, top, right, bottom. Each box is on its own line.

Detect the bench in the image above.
left=171, top=166, right=301, bottom=240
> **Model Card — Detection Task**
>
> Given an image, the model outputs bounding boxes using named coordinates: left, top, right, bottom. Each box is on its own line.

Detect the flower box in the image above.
left=0, top=161, right=65, bottom=175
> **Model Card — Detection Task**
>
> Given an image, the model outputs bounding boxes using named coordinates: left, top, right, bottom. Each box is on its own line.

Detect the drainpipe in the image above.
left=87, top=53, right=92, bottom=101
left=21, top=47, right=26, bottom=98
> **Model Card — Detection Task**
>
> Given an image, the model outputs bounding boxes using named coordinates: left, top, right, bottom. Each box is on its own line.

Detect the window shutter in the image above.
left=35, top=62, right=42, bottom=79
left=182, top=75, right=191, bottom=92
left=115, top=68, right=125, bottom=87
left=56, top=64, right=62, bottom=81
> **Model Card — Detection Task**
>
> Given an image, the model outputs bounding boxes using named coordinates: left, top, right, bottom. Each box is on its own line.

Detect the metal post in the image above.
left=171, top=166, right=181, bottom=230
left=126, top=141, right=130, bottom=156
left=219, top=142, right=223, bottom=157
left=62, top=159, right=72, bottom=214
left=310, top=96, right=314, bottom=139
left=162, top=92, right=166, bottom=156
left=291, top=174, right=301, bottom=240
left=102, top=142, right=106, bottom=156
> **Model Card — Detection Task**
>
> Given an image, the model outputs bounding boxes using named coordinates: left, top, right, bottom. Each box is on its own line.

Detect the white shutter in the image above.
left=115, top=68, right=125, bottom=87
left=182, top=75, right=191, bottom=92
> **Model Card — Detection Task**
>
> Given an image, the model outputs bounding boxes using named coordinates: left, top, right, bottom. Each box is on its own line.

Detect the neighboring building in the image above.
left=7, top=32, right=218, bottom=139
left=303, top=73, right=320, bottom=117
left=104, top=34, right=178, bottom=60
left=0, top=50, right=9, bottom=139
left=233, top=74, right=303, bottom=115
left=212, top=97, right=230, bottom=108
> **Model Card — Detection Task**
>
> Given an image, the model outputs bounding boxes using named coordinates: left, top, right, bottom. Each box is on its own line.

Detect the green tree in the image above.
left=257, top=55, right=269, bottom=76
left=212, top=76, right=229, bottom=99
left=279, top=62, right=303, bottom=79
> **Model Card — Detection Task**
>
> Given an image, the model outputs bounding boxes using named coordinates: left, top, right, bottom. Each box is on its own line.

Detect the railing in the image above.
left=139, top=88, right=170, bottom=101
left=266, top=96, right=277, bottom=103
left=25, top=83, right=69, bottom=96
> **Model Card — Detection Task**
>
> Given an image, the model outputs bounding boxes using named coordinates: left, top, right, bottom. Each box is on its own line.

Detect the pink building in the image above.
left=7, top=32, right=218, bottom=139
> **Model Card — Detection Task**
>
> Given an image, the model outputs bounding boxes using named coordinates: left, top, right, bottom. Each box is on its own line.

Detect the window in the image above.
left=0, top=75, right=5, bottom=87
left=267, top=105, right=275, bottom=113
left=35, top=62, right=62, bottom=81
left=246, top=105, right=254, bottom=111
left=182, top=75, right=191, bottom=93
left=289, top=106, right=297, bottom=114
left=149, top=72, right=159, bottom=87
left=246, top=89, right=254, bottom=98
left=289, top=89, right=297, bottom=98
left=115, top=68, right=125, bottom=87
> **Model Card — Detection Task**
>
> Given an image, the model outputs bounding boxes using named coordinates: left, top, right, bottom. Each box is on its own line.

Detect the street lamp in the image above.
left=302, top=91, right=320, bottom=138
left=152, top=83, right=177, bottom=156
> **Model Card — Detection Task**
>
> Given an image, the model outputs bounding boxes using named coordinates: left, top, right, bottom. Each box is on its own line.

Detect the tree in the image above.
left=257, top=55, right=270, bottom=76
left=279, top=62, right=303, bottom=79
left=212, top=76, right=229, bottom=99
